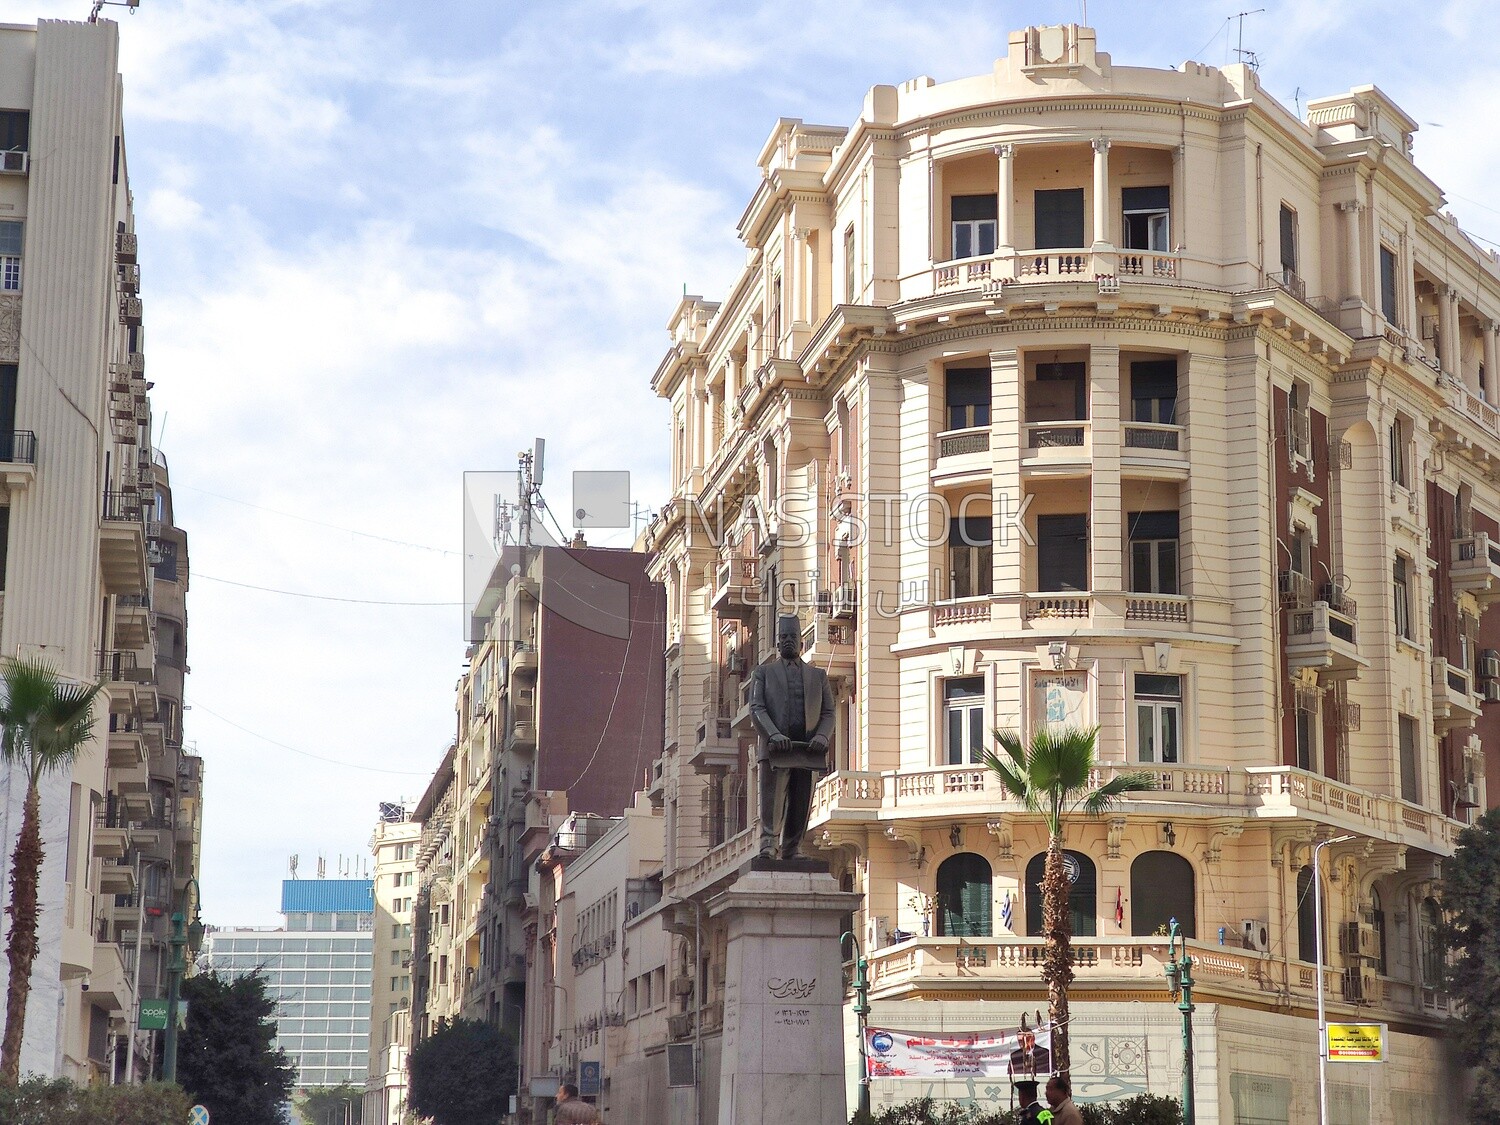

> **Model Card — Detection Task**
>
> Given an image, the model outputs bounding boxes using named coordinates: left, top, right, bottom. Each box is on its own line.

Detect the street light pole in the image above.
left=1162, top=918, right=1195, bottom=1125
left=840, top=931, right=870, bottom=1118
left=1314, top=834, right=1355, bottom=1125
left=163, top=877, right=204, bottom=1083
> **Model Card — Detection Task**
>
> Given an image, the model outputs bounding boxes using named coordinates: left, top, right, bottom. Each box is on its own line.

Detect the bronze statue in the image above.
left=749, top=614, right=837, bottom=860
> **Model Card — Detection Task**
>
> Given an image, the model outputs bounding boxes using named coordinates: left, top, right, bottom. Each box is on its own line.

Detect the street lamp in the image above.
left=163, top=877, right=204, bottom=1083
left=1314, top=834, right=1355, bottom=1125
left=840, top=931, right=870, bottom=1118
left=1161, top=917, right=1195, bottom=1125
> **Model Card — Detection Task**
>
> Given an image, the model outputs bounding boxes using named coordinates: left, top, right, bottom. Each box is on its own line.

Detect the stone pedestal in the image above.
left=710, top=866, right=861, bottom=1125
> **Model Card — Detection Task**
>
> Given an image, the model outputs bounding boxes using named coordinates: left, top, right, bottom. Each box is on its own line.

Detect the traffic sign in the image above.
left=188, top=1105, right=210, bottom=1125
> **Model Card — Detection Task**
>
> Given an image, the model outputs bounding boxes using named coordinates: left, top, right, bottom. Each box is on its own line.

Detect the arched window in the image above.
left=1130, top=852, right=1195, bottom=938
left=936, top=853, right=993, bottom=937
left=1296, top=866, right=1319, bottom=964
left=1025, top=850, right=1097, bottom=938
left=1370, top=888, right=1388, bottom=977
left=1419, top=897, right=1444, bottom=988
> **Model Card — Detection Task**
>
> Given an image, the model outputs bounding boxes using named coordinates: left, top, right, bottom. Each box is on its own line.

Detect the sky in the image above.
left=14, top=0, right=1500, bottom=926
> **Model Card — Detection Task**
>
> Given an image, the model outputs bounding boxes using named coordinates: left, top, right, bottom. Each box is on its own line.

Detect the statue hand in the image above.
left=770, top=734, right=792, bottom=752
left=810, top=735, right=829, bottom=752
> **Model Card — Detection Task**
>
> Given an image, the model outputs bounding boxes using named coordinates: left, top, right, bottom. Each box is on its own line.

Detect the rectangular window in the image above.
left=1288, top=382, right=1311, bottom=460
left=1379, top=245, right=1399, bottom=324
left=951, top=194, right=997, bottom=260
left=944, top=678, right=985, bottom=765
left=1036, top=514, right=1089, bottom=592
left=945, top=368, right=991, bottom=430
left=1279, top=204, right=1298, bottom=275
left=770, top=276, right=782, bottom=356
left=0, top=111, right=27, bottom=154
left=1393, top=555, right=1412, bottom=641
left=947, top=516, right=992, bottom=600
left=1121, top=186, right=1170, bottom=252
left=1028, top=361, right=1088, bottom=421
left=1134, top=674, right=1181, bottom=763
left=1399, top=715, right=1420, bottom=803
left=1034, top=188, right=1085, bottom=249
left=1128, top=511, right=1179, bottom=594
left=844, top=224, right=856, bottom=303
left=1295, top=691, right=1317, bottom=772
left=1130, top=359, right=1177, bottom=424
left=0, top=221, right=21, bottom=292
left=1389, top=418, right=1409, bottom=488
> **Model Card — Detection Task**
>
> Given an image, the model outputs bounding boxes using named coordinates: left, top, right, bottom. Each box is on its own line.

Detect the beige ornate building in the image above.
left=644, top=24, right=1479, bottom=1122
left=0, top=17, right=199, bottom=1082
left=365, top=806, right=420, bottom=1125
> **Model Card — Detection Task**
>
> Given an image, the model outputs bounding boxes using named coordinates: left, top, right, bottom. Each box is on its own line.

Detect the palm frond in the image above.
left=1080, top=771, right=1159, bottom=817
left=979, top=747, right=1043, bottom=813
left=0, top=658, right=101, bottom=780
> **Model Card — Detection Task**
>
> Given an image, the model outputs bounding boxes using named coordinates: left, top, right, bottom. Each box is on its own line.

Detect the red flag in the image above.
left=1115, top=887, right=1125, bottom=927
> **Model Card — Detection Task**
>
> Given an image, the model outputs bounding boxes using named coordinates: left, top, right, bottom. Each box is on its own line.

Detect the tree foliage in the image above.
left=300, top=1083, right=363, bottom=1125
left=407, top=1018, right=516, bottom=1125
left=0, top=1075, right=190, bottom=1124
left=981, top=725, right=1155, bottom=1075
left=177, top=970, right=297, bottom=1125
left=850, top=1094, right=1181, bottom=1125
left=1443, top=806, right=1500, bottom=1122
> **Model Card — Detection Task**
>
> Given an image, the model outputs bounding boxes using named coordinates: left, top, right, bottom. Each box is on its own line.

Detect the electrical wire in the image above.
left=195, top=573, right=462, bottom=606
left=187, top=698, right=439, bottom=776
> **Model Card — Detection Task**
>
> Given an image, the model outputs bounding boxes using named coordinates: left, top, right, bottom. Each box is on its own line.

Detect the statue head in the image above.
left=775, top=614, right=802, bottom=660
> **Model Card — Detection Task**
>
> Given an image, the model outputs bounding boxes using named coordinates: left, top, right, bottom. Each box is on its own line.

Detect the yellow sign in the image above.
left=1326, top=1022, right=1385, bottom=1063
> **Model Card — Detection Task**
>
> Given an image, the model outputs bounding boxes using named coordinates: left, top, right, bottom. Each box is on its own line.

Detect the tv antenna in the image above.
left=1232, top=9, right=1264, bottom=69
left=89, top=0, right=140, bottom=22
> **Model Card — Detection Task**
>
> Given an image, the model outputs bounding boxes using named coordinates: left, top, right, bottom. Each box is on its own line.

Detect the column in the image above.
left=1171, top=144, right=1186, bottom=254
left=995, top=143, right=1015, bottom=253
left=1483, top=322, right=1497, bottom=403
left=1438, top=285, right=1455, bottom=377
left=793, top=227, right=811, bottom=327
left=1339, top=200, right=1364, bottom=307
left=1089, top=345, right=1123, bottom=626
left=1091, top=137, right=1112, bottom=249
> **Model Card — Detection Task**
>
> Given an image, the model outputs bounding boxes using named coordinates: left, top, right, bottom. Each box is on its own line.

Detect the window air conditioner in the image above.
left=1485, top=680, right=1500, bottom=704
left=1241, top=919, right=1270, bottom=952
left=1482, top=651, right=1500, bottom=680
left=0, top=151, right=27, bottom=174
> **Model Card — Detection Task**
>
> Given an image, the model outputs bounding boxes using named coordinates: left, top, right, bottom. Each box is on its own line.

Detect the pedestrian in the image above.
left=555, top=1082, right=602, bottom=1123
left=1014, top=1078, right=1046, bottom=1124
left=1045, top=1074, right=1083, bottom=1125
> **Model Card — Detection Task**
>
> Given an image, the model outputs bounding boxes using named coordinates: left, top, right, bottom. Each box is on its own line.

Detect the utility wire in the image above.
left=195, top=573, right=462, bottom=606
left=188, top=699, right=438, bottom=776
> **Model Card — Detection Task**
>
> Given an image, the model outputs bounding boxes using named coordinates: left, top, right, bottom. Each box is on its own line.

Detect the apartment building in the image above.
left=0, top=18, right=198, bottom=1081
left=365, top=805, right=420, bottom=1125
left=411, top=542, right=666, bottom=1056
left=644, top=25, right=1477, bottom=1122
left=207, top=878, right=375, bottom=1092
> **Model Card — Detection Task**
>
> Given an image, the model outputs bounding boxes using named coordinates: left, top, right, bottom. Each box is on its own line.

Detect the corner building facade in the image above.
left=645, top=26, right=1476, bottom=1122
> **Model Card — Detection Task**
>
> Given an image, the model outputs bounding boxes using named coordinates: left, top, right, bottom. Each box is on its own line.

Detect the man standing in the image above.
left=555, top=1082, right=601, bottom=1123
left=749, top=614, right=837, bottom=860
left=1045, top=1074, right=1083, bottom=1125
left=1014, top=1078, right=1046, bottom=1124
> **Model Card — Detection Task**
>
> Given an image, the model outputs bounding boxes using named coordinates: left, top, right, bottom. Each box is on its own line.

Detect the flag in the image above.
left=1001, top=890, right=1013, bottom=930
left=1115, top=887, right=1125, bottom=928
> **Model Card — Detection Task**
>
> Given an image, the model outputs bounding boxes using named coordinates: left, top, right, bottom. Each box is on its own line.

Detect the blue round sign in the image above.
left=871, top=1031, right=894, bottom=1054
left=188, top=1106, right=210, bottom=1125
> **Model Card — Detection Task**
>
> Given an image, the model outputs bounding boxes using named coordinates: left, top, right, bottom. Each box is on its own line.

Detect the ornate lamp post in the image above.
left=1161, top=917, right=1196, bottom=1125
left=841, top=931, right=871, bottom=1117
left=163, top=877, right=204, bottom=1083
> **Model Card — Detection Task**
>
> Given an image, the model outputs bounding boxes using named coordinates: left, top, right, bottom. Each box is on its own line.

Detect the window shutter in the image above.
left=1279, top=205, right=1297, bottom=272
left=1127, top=510, right=1179, bottom=541
left=1036, top=514, right=1088, bottom=591
left=944, top=368, right=991, bottom=408
left=1121, top=186, right=1169, bottom=211
left=951, top=194, right=998, bottom=222
left=1034, top=188, right=1085, bottom=249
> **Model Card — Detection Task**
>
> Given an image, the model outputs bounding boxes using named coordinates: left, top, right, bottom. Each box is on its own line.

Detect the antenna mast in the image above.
left=1233, top=9, right=1265, bottom=68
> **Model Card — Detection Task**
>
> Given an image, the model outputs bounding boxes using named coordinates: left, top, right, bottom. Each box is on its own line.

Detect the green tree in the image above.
left=1443, top=806, right=1500, bottom=1121
left=981, top=725, right=1155, bottom=1076
left=299, top=1083, right=363, bottom=1125
left=0, top=658, right=102, bottom=1083
left=407, top=1018, right=516, bottom=1125
left=0, top=1075, right=190, bottom=1124
left=177, top=970, right=296, bottom=1125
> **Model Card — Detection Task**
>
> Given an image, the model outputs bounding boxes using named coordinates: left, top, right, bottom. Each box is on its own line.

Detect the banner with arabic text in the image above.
left=866, top=1024, right=1053, bottom=1079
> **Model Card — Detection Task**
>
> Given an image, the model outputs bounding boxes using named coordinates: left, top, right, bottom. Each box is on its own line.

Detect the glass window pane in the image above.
left=954, top=224, right=973, bottom=260
left=947, top=710, right=963, bottom=766
left=1160, top=706, right=1178, bottom=764
left=1159, top=542, right=1178, bottom=595
left=968, top=707, right=984, bottom=764
left=1137, top=704, right=1154, bottom=763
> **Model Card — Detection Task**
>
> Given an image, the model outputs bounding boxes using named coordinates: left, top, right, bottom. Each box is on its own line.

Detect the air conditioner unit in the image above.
left=1242, top=919, right=1270, bottom=952
left=726, top=652, right=746, bottom=676
left=1484, top=680, right=1500, bottom=704
left=1342, top=922, right=1378, bottom=961
left=1343, top=965, right=1380, bottom=1003
left=831, top=584, right=859, bottom=619
left=1482, top=652, right=1500, bottom=680
left=626, top=901, right=641, bottom=920
left=670, top=975, right=694, bottom=997
left=0, top=150, right=27, bottom=174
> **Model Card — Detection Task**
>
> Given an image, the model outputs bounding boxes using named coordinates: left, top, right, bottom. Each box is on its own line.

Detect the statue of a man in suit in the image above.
left=749, top=614, right=837, bottom=860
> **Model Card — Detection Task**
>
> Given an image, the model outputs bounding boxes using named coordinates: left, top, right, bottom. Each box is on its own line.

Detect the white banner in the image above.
left=866, top=1024, right=1053, bottom=1079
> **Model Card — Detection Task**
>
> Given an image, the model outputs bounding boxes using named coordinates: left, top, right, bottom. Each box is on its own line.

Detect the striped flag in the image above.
left=1001, top=890, right=1014, bottom=930
left=1115, top=887, right=1125, bottom=928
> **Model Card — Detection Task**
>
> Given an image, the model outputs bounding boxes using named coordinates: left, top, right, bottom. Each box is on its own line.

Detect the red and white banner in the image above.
left=866, top=1024, right=1053, bottom=1079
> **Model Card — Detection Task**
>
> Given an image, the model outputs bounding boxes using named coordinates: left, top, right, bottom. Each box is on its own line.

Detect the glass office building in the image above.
left=207, top=879, right=375, bottom=1090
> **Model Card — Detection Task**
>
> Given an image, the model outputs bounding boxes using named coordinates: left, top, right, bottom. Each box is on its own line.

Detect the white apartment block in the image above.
left=365, top=807, right=419, bottom=1125
left=644, top=25, right=1483, bottom=1122
left=0, top=18, right=191, bottom=1082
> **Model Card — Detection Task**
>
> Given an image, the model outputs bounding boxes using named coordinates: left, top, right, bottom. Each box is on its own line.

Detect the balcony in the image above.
left=1021, top=422, right=1091, bottom=478
left=711, top=555, right=760, bottom=622
left=98, top=649, right=151, bottom=686
left=0, top=430, right=35, bottom=492
left=690, top=671, right=741, bottom=773
left=1451, top=534, right=1500, bottom=607
left=115, top=231, right=137, bottom=263
left=114, top=593, right=151, bottom=649
left=99, top=490, right=148, bottom=595
left=1286, top=601, right=1364, bottom=678
left=903, top=248, right=1189, bottom=307
left=510, top=643, right=538, bottom=682
left=1022, top=593, right=1093, bottom=625
left=932, top=427, right=991, bottom=484
left=801, top=614, right=855, bottom=679
left=118, top=262, right=140, bottom=295
left=1124, top=594, right=1191, bottom=626
left=88, top=942, right=131, bottom=1012
left=1121, top=422, right=1187, bottom=479
left=1432, top=659, right=1481, bottom=733
left=92, top=809, right=129, bottom=859
left=107, top=717, right=146, bottom=770
left=118, top=297, right=142, bottom=326
left=98, top=855, right=136, bottom=895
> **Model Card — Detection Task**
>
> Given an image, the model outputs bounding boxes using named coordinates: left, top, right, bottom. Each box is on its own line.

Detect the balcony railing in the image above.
left=0, top=431, right=35, bottom=465
left=101, top=490, right=143, bottom=523
left=1125, top=594, right=1190, bottom=623
left=1123, top=422, right=1181, bottom=451
left=1025, top=422, right=1087, bottom=448
left=1023, top=594, right=1091, bottom=620
left=97, top=649, right=140, bottom=681
left=1266, top=268, right=1307, bottom=302
left=935, top=427, right=990, bottom=459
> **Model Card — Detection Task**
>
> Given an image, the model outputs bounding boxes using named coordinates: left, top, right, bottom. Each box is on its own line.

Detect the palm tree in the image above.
left=0, top=658, right=102, bottom=1083
left=981, top=724, right=1155, bottom=1076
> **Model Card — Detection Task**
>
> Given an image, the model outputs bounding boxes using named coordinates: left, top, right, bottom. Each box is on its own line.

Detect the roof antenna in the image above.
left=1232, top=9, right=1265, bottom=70
left=89, top=0, right=141, bottom=23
